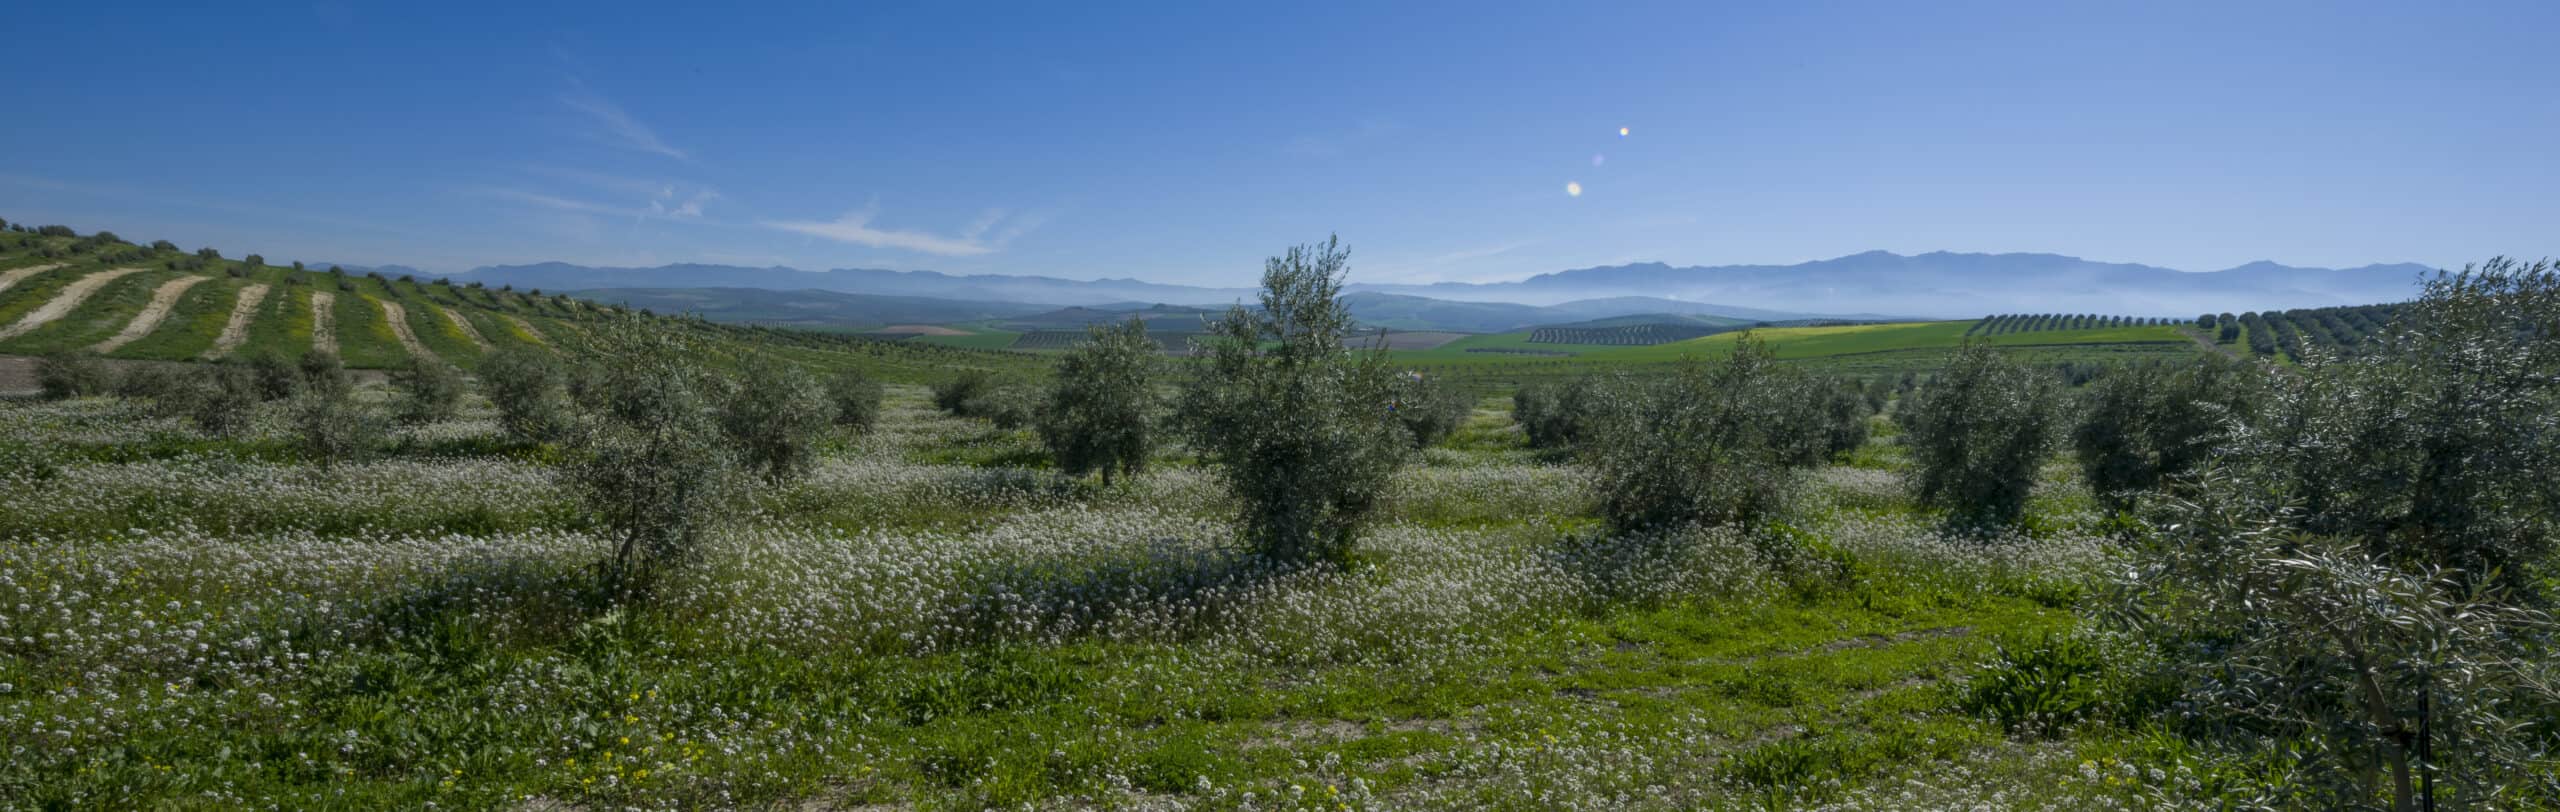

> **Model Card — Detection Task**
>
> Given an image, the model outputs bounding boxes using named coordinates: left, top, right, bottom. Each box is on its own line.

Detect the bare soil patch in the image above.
left=440, top=305, right=493, bottom=351
left=0, top=267, right=144, bottom=340
left=93, top=275, right=210, bottom=352
left=377, top=299, right=430, bottom=359
left=204, top=284, right=270, bottom=359
left=0, top=263, right=67, bottom=295
left=503, top=314, right=548, bottom=345
left=310, top=291, right=338, bottom=354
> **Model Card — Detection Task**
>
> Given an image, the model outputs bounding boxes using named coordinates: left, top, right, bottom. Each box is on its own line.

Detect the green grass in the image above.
left=333, top=287, right=408, bottom=368
left=0, top=267, right=183, bottom=355
left=115, top=276, right=239, bottom=360
left=911, top=327, right=1026, bottom=351
left=235, top=283, right=317, bottom=361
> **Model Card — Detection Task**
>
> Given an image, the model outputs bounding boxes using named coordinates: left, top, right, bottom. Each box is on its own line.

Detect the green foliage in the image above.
left=824, top=366, right=885, bottom=432
left=2253, top=258, right=2560, bottom=596
left=1583, top=339, right=1830, bottom=534
left=566, top=322, right=738, bottom=600
left=1961, top=631, right=2106, bottom=735
left=717, top=354, right=836, bottom=482
left=1180, top=237, right=1411, bottom=566
left=388, top=357, right=465, bottom=425
left=293, top=379, right=383, bottom=468
left=112, top=363, right=192, bottom=406
left=299, top=350, right=352, bottom=399
left=478, top=347, right=575, bottom=443
left=185, top=361, right=266, bottom=436
left=1035, top=316, right=1159, bottom=485
left=35, top=351, right=114, bottom=400
left=961, top=384, right=1037, bottom=430
left=245, top=351, right=300, bottom=401
left=1385, top=370, right=1471, bottom=449
left=931, top=370, right=993, bottom=414
left=2071, top=356, right=2264, bottom=510
left=1511, top=376, right=1603, bottom=450
left=1897, top=342, right=2066, bottom=530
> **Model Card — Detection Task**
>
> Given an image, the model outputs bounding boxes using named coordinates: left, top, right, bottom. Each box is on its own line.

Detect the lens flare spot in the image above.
left=1565, top=181, right=1583, bottom=197
left=1619, top=127, right=1630, bottom=136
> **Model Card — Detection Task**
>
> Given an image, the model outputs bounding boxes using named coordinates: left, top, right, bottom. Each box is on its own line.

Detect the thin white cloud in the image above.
left=764, top=207, right=1040, bottom=257
left=560, top=83, right=687, bottom=159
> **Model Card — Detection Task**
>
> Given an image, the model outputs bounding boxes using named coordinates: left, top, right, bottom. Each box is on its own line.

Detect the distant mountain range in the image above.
left=447, top=250, right=2438, bottom=322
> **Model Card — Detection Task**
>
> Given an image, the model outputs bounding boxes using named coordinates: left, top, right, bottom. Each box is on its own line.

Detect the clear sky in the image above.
left=2, top=1, right=2552, bottom=285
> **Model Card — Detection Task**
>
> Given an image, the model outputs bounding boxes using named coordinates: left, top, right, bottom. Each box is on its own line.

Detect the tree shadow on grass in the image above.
left=947, top=536, right=1292, bottom=648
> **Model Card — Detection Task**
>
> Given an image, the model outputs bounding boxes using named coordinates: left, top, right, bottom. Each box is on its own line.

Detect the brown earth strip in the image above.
left=92, top=275, right=211, bottom=352
left=311, top=291, right=338, bottom=354
left=440, top=305, right=492, bottom=351
left=0, top=263, right=67, bottom=295
left=203, top=283, right=271, bottom=359
left=503, top=314, right=548, bottom=345
left=377, top=298, right=430, bottom=359
left=0, top=267, right=144, bottom=340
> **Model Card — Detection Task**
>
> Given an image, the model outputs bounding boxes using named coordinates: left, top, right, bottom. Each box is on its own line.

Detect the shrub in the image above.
left=293, top=378, right=382, bottom=467
left=717, top=355, right=835, bottom=482
left=1385, top=371, right=1471, bottom=449
left=478, top=347, right=574, bottom=443
left=1179, top=237, right=1411, bottom=567
left=1512, top=376, right=1604, bottom=449
left=189, top=362, right=265, bottom=436
left=566, top=323, right=737, bottom=600
left=1584, top=339, right=1828, bottom=534
left=2071, top=355, right=2264, bottom=511
left=962, top=384, right=1037, bottom=430
left=1815, top=376, right=1877, bottom=459
left=932, top=370, right=994, bottom=415
left=1036, top=316, right=1159, bottom=485
left=245, top=352, right=300, bottom=401
left=299, top=351, right=352, bottom=399
left=824, top=367, right=885, bottom=433
left=1896, top=342, right=2065, bottom=530
left=1960, top=631, right=2106, bottom=735
left=388, top=357, right=465, bottom=425
left=114, top=364, right=193, bottom=410
left=35, top=351, right=114, bottom=400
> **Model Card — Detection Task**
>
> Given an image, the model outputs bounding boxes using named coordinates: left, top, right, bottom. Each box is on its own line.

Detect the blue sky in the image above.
left=2, top=1, right=2553, bottom=285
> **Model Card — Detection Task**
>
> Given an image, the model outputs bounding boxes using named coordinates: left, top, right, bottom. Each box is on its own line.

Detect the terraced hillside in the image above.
left=0, top=226, right=1042, bottom=384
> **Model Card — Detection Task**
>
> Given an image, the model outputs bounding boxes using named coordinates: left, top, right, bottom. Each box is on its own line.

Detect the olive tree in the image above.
left=1512, top=376, right=1604, bottom=450
left=1179, top=237, right=1411, bottom=567
left=388, top=356, right=465, bottom=425
left=477, top=346, right=575, bottom=443
left=1036, top=316, right=1159, bottom=485
left=717, top=354, right=835, bottom=482
left=824, top=367, right=885, bottom=433
left=35, top=351, right=114, bottom=400
left=186, top=362, right=265, bottom=436
left=293, top=375, right=382, bottom=468
left=1584, top=339, right=1829, bottom=534
left=567, top=323, right=738, bottom=599
left=2070, top=355, right=2266, bottom=511
left=1386, top=371, right=1471, bottom=449
left=1896, top=342, right=2065, bottom=530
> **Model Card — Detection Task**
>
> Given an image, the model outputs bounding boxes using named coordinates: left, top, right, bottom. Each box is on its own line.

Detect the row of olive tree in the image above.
left=1930, top=259, right=2560, bottom=809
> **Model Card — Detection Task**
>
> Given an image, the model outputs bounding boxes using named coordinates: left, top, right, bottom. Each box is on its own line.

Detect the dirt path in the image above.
left=0, top=263, right=67, bottom=295
left=503, top=314, right=549, bottom=346
left=311, top=291, right=338, bottom=354
left=92, top=275, right=211, bottom=353
left=0, top=267, right=144, bottom=341
left=377, top=298, right=431, bottom=359
left=439, top=305, right=492, bottom=351
left=203, top=283, right=271, bottom=359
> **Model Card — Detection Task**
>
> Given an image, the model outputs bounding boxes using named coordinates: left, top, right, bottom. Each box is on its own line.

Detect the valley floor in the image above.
left=0, top=388, right=2206, bottom=810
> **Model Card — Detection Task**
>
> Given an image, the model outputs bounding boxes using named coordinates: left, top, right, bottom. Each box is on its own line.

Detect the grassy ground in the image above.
left=0, top=381, right=2227, bottom=810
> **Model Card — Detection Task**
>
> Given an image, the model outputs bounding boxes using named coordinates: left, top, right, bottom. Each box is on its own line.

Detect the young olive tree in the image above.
left=1036, top=316, right=1159, bottom=486
left=1584, top=339, right=1829, bottom=534
left=293, top=373, right=383, bottom=468
left=477, top=346, right=576, bottom=443
left=299, top=350, right=352, bottom=400
left=567, top=322, right=738, bottom=600
left=2070, top=355, right=2265, bottom=511
left=186, top=361, right=265, bottom=436
left=35, top=351, right=114, bottom=400
left=1179, top=237, right=1411, bottom=567
left=1386, top=371, right=1472, bottom=449
left=1512, top=376, right=1604, bottom=450
left=388, top=356, right=464, bottom=425
left=718, top=354, right=836, bottom=483
left=1896, top=342, right=2065, bottom=530
left=825, top=366, right=885, bottom=433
